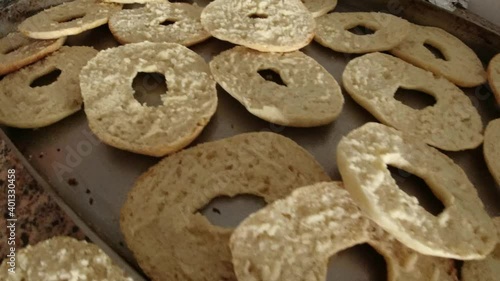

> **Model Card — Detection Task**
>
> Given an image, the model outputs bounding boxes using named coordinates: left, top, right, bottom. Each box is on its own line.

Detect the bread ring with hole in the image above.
left=18, top=0, right=122, bottom=40
left=0, top=46, right=98, bottom=128
left=80, top=42, right=217, bottom=157
left=200, top=0, right=315, bottom=52
left=342, top=52, right=483, bottom=151
left=391, top=24, right=486, bottom=87
left=120, top=132, right=330, bottom=281
left=0, top=32, right=65, bottom=75
left=487, top=54, right=500, bottom=104
left=230, top=181, right=458, bottom=281
left=484, top=119, right=500, bottom=186
left=302, top=0, right=338, bottom=17
left=0, top=236, right=133, bottom=281
left=314, top=12, right=410, bottom=53
left=209, top=46, right=344, bottom=127
left=337, top=122, right=497, bottom=260
left=462, top=217, right=500, bottom=281
left=108, top=2, right=210, bottom=46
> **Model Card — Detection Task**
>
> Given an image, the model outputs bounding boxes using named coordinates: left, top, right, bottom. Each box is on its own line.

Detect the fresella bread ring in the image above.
left=80, top=42, right=218, bottom=157
left=108, top=2, right=210, bottom=46
left=18, top=0, right=122, bottom=40
left=315, top=12, right=410, bottom=53
left=337, top=122, right=497, bottom=260
left=302, top=0, right=338, bottom=17
left=0, top=236, right=133, bottom=281
left=0, top=46, right=98, bottom=128
left=230, top=182, right=458, bottom=281
left=462, top=217, right=500, bottom=281
left=391, top=24, right=486, bottom=87
left=209, top=46, right=344, bottom=127
left=120, top=132, right=330, bottom=281
left=201, top=0, right=316, bottom=52
left=342, top=52, right=483, bottom=151
left=484, top=119, right=500, bottom=186
left=487, top=54, right=500, bottom=104
left=0, top=32, right=65, bottom=76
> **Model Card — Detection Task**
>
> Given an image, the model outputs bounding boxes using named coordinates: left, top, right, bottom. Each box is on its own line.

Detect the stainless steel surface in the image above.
left=2, top=0, right=500, bottom=279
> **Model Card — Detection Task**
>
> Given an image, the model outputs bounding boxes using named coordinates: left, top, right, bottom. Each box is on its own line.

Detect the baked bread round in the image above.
left=209, top=46, right=344, bottom=127
left=0, top=46, right=98, bottom=128
left=80, top=42, right=217, bottom=157
left=342, top=52, right=483, bottom=151
left=303, top=0, right=337, bottom=17
left=0, top=32, right=65, bottom=75
left=120, top=132, right=330, bottom=281
left=484, top=119, right=500, bottom=186
left=18, top=0, right=122, bottom=40
left=0, top=236, right=132, bottom=281
left=391, top=24, right=486, bottom=87
left=337, top=122, right=497, bottom=260
left=487, top=54, right=500, bottom=104
left=109, top=2, right=210, bottom=46
left=462, top=217, right=500, bottom=281
left=315, top=12, right=410, bottom=53
left=230, top=182, right=458, bottom=281
left=200, top=0, right=316, bottom=52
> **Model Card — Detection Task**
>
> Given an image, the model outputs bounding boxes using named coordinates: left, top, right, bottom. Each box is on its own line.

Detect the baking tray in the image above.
left=2, top=0, right=500, bottom=279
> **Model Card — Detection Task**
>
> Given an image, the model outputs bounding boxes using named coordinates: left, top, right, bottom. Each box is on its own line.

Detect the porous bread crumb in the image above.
left=209, top=46, right=344, bottom=127
left=302, top=0, right=338, bottom=17
left=201, top=0, right=315, bottom=52
left=391, top=24, right=486, bottom=87
left=120, top=132, right=330, bottom=281
left=315, top=12, right=410, bottom=53
left=487, top=54, right=500, bottom=104
left=342, top=52, right=483, bottom=151
left=80, top=42, right=217, bottom=157
left=462, top=217, right=500, bottom=281
left=0, top=236, right=133, bottom=281
left=0, top=46, right=98, bottom=128
left=109, top=2, right=210, bottom=46
left=337, top=122, right=497, bottom=260
left=230, top=182, right=459, bottom=281
left=18, top=0, right=122, bottom=39
left=0, top=32, right=65, bottom=75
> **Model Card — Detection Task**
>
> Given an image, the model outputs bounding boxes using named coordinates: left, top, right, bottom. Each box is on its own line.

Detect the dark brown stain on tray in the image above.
left=0, top=137, right=86, bottom=263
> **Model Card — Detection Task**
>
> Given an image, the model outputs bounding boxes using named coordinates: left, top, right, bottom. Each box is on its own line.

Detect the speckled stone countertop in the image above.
left=0, top=135, right=85, bottom=263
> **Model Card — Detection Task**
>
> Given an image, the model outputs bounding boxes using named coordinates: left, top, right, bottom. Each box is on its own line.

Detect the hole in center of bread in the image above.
left=132, top=72, right=167, bottom=107
left=199, top=194, right=266, bottom=228
left=394, top=87, right=437, bottom=110
left=161, top=19, right=176, bottom=26
left=56, top=13, right=86, bottom=24
left=327, top=244, right=387, bottom=281
left=387, top=165, right=446, bottom=216
left=347, top=25, right=376, bottom=36
left=30, top=68, right=62, bottom=88
left=424, top=43, right=447, bottom=61
left=248, top=13, right=269, bottom=19
left=258, top=69, right=287, bottom=87
left=122, top=3, right=146, bottom=9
